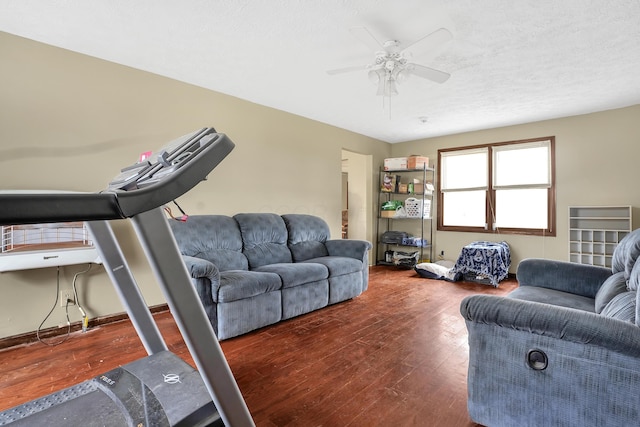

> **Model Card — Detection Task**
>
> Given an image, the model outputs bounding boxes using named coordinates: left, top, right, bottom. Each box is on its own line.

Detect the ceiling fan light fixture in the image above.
left=383, top=40, right=399, bottom=49
left=330, top=26, right=452, bottom=99
left=368, top=69, right=381, bottom=85
left=393, top=67, right=408, bottom=84
left=381, top=78, right=398, bottom=97
left=390, top=81, right=399, bottom=96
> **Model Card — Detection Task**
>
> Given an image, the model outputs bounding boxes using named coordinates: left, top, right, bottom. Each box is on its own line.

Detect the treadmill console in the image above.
left=105, top=127, right=235, bottom=217
left=0, top=127, right=234, bottom=225
left=108, top=128, right=222, bottom=191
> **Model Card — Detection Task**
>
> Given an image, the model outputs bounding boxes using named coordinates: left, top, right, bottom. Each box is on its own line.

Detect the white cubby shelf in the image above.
left=568, top=206, right=632, bottom=268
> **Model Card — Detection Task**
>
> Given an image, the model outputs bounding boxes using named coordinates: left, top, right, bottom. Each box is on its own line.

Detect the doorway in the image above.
left=341, top=150, right=372, bottom=248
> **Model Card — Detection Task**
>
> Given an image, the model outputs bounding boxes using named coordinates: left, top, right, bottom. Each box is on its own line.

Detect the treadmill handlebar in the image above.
left=0, top=128, right=234, bottom=226
left=0, top=192, right=124, bottom=226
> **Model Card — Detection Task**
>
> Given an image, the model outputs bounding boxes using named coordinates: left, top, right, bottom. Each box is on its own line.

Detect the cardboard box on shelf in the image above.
left=384, top=157, right=408, bottom=170
left=380, top=200, right=404, bottom=218
left=407, top=156, right=429, bottom=170
left=398, top=183, right=408, bottom=193
left=413, top=182, right=434, bottom=195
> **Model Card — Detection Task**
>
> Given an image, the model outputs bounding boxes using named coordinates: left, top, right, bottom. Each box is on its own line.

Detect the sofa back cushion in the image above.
left=234, top=213, right=292, bottom=268
left=594, top=271, right=627, bottom=314
left=611, top=228, right=640, bottom=279
left=169, top=215, right=248, bottom=271
left=282, top=214, right=330, bottom=262
left=628, top=259, right=640, bottom=326
left=629, top=258, right=640, bottom=292
left=600, top=291, right=636, bottom=323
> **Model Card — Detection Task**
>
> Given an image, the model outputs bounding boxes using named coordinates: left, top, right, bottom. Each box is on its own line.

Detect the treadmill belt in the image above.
left=0, top=366, right=170, bottom=426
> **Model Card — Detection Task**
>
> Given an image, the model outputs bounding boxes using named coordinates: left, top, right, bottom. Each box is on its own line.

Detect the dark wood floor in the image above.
left=0, top=267, right=517, bottom=426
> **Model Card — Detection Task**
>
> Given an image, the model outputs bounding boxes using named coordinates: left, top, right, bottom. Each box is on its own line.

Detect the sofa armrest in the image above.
left=325, top=239, right=372, bottom=260
left=182, top=255, right=221, bottom=300
left=182, top=255, right=219, bottom=280
left=517, top=258, right=611, bottom=298
left=460, top=295, right=640, bottom=357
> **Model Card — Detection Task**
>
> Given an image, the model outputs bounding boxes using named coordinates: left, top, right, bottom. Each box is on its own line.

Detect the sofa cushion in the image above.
left=594, top=271, right=628, bottom=314
left=217, top=270, right=281, bottom=303
left=507, top=286, right=595, bottom=312
left=628, top=257, right=640, bottom=292
left=611, top=228, right=640, bottom=278
left=282, top=214, right=330, bottom=261
left=254, top=262, right=328, bottom=288
left=305, top=256, right=363, bottom=277
left=600, top=291, right=636, bottom=323
left=170, top=215, right=248, bottom=271
left=235, top=213, right=292, bottom=268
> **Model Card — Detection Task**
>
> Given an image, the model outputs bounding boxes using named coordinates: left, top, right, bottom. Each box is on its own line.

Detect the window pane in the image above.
left=441, top=149, right=488, bottom=190
left=494, top=142, right=550, bottom=187
left=495, top=189, right=548, bottom=229
left=442, top=190, right=486, bottom=227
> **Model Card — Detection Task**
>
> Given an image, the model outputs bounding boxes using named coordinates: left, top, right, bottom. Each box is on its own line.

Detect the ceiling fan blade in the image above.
left=402, top=27, right=453, bottom=58
left=349, top=26, right=384, bottom=52
left=326, top=64, right=370, bottom=75
left=406, top=63, right=451, bottom=84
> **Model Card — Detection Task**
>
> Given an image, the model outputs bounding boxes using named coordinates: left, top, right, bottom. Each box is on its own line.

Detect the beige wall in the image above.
left=1, top=30, right=638, bottom=339
left=393, top=105, right=640, bottom=268
left=0, top=32, right=390, bottom=338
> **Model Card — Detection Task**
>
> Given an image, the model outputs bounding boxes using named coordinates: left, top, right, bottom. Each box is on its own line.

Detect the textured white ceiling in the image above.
left=1, top=0, right=639, bottom=143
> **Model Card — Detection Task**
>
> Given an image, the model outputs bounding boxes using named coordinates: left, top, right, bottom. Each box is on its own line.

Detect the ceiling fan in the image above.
left=327, top=27, right=453, bottom=97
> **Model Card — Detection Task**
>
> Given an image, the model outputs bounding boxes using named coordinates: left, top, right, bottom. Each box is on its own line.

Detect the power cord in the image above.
left=37, top=263, right=93, bottom=345
left=164, top=200, right=189, bottom=222
left=72, top=263, right=92, bottom=332
left=36, top=267, right=71, bottom=346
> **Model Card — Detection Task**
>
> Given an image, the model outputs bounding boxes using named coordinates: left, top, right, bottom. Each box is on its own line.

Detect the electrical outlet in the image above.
left=60, top=291, right=76, bottom=307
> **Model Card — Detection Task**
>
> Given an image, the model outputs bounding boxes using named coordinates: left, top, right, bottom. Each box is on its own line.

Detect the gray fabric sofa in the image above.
left=169, top=213, right=371, bottom=340
left=460, top=228, right=640, bottom=427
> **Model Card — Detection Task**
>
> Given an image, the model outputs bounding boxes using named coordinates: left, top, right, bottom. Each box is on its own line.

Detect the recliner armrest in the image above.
left=460, top=295, right=640, bottom=358
left=517, top=258, right=611, bottom=298
left=325, top=239, right=372, bottom=260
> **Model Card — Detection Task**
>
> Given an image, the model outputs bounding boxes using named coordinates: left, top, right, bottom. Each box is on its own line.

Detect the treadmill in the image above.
left=0, top=128, right=255, bottom=427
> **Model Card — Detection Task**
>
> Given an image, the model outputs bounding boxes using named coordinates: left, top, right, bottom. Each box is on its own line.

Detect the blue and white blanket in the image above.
left=451, top=241, right=511, bottom=286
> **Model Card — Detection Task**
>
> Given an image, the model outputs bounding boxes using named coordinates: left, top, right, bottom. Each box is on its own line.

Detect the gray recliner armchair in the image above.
left=460, top=228, right=640, bottom=427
